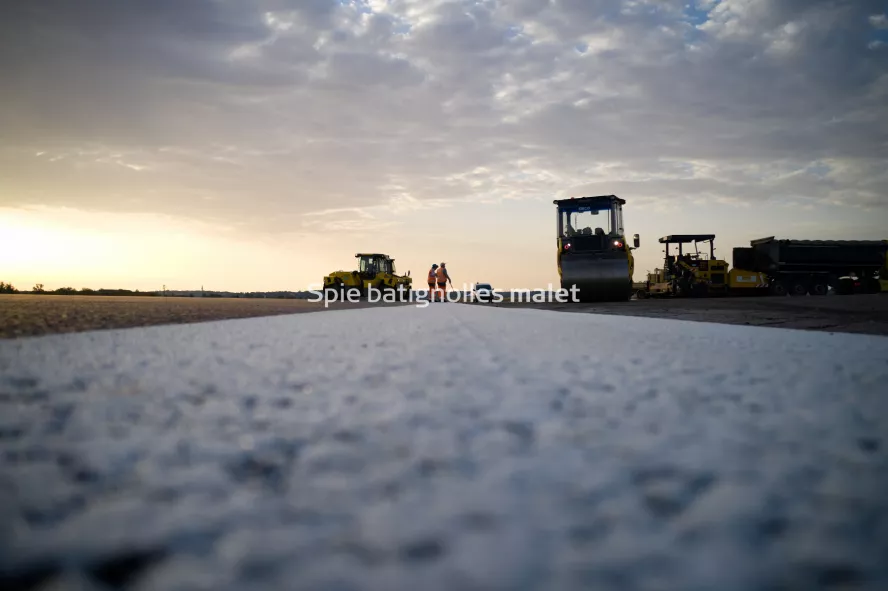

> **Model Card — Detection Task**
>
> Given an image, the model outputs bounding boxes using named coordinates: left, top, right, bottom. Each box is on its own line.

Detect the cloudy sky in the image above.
left=1, top=0, right=886, bottom=292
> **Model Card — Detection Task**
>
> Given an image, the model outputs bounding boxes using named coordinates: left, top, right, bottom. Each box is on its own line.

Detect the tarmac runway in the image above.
left=1, top=304, right=887, bottom=590
left=475, top=293, right=888, bottom=336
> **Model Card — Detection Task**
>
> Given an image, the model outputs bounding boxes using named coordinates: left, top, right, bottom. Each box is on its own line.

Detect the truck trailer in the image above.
left=733, top=237, right=887, bottom=296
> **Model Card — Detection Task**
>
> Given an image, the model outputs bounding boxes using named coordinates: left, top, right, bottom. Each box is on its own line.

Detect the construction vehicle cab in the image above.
left=323, top=253, right=412, bottom=300
left=554, top=195, right=639, bottom=302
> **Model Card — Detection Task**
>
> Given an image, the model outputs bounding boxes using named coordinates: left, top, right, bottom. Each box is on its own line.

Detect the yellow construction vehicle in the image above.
left=322, top=253, right=412, bottom=300
left=663, top=234, right=729, bottom=297
left=635, top=234, right=767, bottom=298
left=634, top=268, right=670, bottom=298
left=554, top=195, right=640, bottom=302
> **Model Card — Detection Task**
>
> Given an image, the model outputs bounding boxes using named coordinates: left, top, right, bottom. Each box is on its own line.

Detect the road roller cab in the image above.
left=323, top=253, right=412, bottom=300
left=554, top=195, right=639, bottom=302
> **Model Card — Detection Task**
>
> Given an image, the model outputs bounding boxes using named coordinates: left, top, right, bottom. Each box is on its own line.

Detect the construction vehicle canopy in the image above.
left=659, top=235, right=716, bottom=258
left=659, top=235, right=716, bottom=241
left=554, top=195, right=638, bottom=302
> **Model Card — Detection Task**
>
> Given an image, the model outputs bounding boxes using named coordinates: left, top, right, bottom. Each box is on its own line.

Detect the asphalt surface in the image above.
left=1, top=304, right=887, bottom=590
left=477, top=293, right=888, bottom=336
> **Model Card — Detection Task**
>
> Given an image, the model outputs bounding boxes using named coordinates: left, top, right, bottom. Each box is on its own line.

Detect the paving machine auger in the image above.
left=554, top=195, right=640, bottom=302
left=323, top=253, right=412, bottom=301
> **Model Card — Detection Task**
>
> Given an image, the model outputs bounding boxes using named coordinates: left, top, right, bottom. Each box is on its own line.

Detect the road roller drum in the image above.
left=560, top=253, right=632, bottom=302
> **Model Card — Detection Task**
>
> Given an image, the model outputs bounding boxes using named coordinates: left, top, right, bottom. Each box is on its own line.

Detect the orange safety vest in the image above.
left=428, top=268, right=437, bottom=284
left=435, top=267, right=446, bottom=283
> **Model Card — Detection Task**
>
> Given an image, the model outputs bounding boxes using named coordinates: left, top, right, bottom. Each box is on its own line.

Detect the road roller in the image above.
left=554, top=195, right=640, bottom=302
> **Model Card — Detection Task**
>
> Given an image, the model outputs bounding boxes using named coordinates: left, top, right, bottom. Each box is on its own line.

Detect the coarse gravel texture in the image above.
left=1, top=303, right=887, bottom=591
left=0, top=295, right=407, bottom=339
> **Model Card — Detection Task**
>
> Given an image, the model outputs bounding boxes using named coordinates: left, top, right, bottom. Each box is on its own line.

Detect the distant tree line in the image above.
left=0, top=282, right=159, bottom=296
left=70, top=288, right=159, bottom=296
left=0, top=281, right=313, bottom=299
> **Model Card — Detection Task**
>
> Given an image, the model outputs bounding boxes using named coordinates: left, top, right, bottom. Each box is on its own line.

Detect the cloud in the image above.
left=1, top=0, right=886, bottom=236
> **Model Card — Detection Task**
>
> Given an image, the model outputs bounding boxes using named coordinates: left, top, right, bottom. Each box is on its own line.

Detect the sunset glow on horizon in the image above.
left=2, top=1, right=886, bottom=293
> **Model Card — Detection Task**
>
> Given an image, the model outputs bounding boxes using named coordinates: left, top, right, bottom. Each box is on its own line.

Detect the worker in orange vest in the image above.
left=427, top=264, right=439, bottom=302
left=435, top=262, right=450, bottom=302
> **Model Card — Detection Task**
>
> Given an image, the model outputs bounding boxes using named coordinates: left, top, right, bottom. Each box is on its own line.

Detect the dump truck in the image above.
left=554, top=195, right=640, bottom=302
left=734, top=237, right=888, bottom=296
left=634, top=234, right=767, bottom=298
left=322, top=253, right=412, bottom=300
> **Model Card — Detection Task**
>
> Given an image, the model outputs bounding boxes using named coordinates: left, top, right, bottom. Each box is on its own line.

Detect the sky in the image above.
left=1, top=0, right=887, bottom=293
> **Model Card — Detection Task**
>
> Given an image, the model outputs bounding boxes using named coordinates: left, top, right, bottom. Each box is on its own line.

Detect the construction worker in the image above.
left=436, top=262, right=451, bottom=302
left=427, top=264, right=439, bottom=302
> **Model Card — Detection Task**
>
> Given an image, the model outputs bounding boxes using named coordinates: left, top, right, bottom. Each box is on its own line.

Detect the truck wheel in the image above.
left=789, top=281, right=808, bottom=296
left=810, top=280, right=828, bottom=296
left=770, top=281, right=787, bottom=296
left=331, top=279, right=346, bottom=301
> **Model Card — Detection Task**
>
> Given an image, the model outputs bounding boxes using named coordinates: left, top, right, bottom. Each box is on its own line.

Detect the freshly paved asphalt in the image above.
left=1, top=303, right=887, bottom=590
